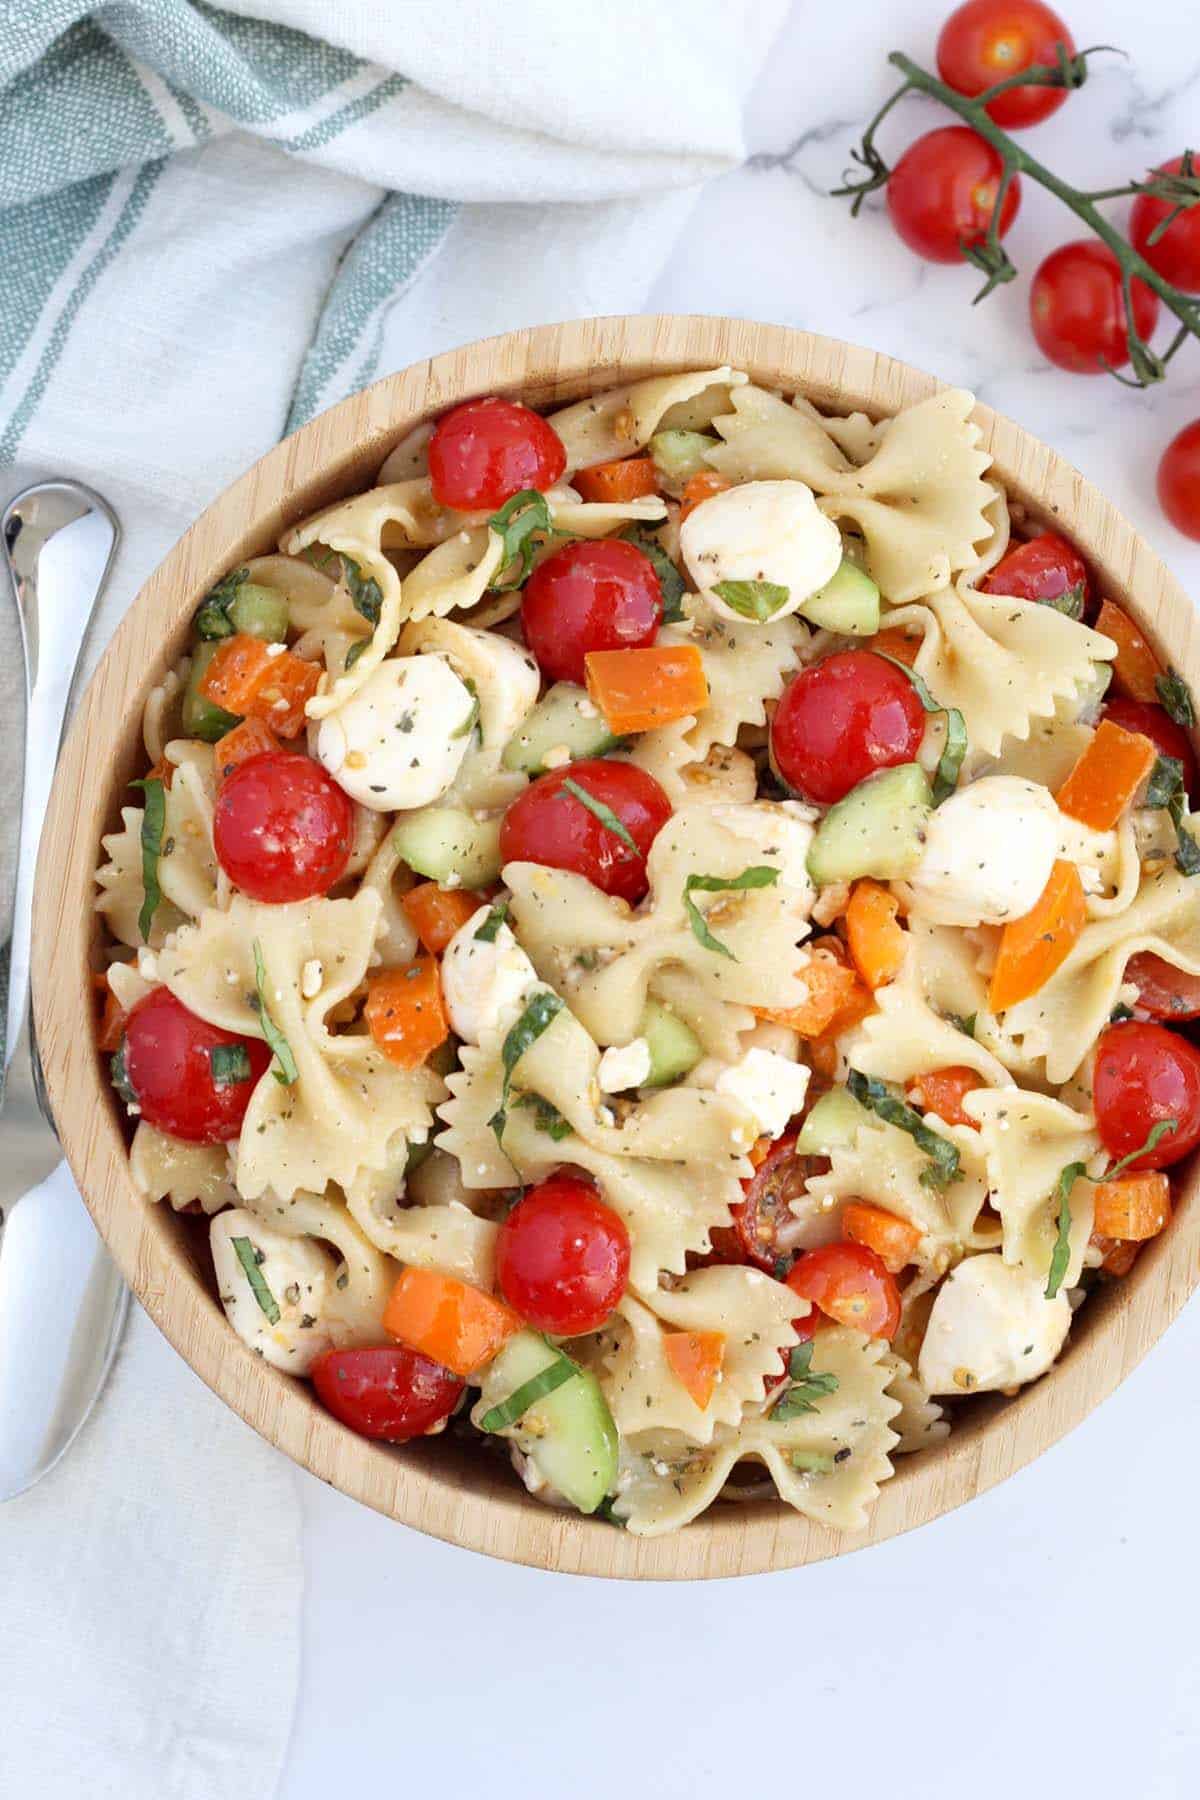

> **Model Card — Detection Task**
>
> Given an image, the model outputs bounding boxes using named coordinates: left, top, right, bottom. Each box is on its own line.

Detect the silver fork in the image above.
left=0, top=481, right=130, bottom=1502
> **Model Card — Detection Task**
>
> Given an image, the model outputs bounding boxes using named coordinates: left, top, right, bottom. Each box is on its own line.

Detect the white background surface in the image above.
left=283, top=4, right=1200, bottom=1795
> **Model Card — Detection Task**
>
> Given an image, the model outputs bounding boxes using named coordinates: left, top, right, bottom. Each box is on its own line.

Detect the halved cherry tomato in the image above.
left=981, top=530, right=1090, bottom=611
left=521, top=538, right=662, bottom=685
left=906, top=1065, right=985, bottom=1128
left=728, top=1130, right=822, bottom=1274
left=121, top=987, right=271, bottom=1143
left=1157, top=419, right=1200, bottom=544
left=1030, top=242, right=1160, bottom=375
left=498, top=758, right=671, bottom=904
left=771, top=650, right=926, bottom=805
left=887, top=126, right=1021, bottom=264
left=786, top=1240, right=901, bottom=1340
left=310, top=1345, right=464, bottom=1442
left=495, top=1175, right=630, bottom=1335
left=214, top=750, right=354, bottom=903
left=1103, top=695, right=1197, bottom=798
left=1093, top=1021, right=1200, bottom=1171
left=937, top=0, right=1075, bottom=129
left=1131, top=157, right=1200, bottom=294
left=427, top=395, right=566, bottom=512
left=1125, top=952, right=1200, bottom=1021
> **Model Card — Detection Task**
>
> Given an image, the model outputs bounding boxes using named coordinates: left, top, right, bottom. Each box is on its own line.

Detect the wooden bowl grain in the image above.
left=33, top=315, right=1200, bottom=1578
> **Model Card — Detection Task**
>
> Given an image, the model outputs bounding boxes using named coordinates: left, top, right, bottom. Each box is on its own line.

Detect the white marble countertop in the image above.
left=282, top=5, right=1200, bottom=1796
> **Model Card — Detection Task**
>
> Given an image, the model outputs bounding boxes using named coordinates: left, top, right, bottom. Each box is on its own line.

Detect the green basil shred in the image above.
left=1155, top=666, right=1196, bottom=729
left=875, top=653, right=967, bottom=804
left=251, top=940, right=299, bottom=1085
left=1146, top=754, right=1200, bottom=876
left=488, top=990, right=565, bottom=1144
left=342, top=555, right=383, bottom=626
left=1045, top=1161, right=1085, bottom=1299
left=488, top=489, right=556, bottom=589
left=451, top=677, right=481, bottom=741
left=1040, top=582, right=1085, bottom=621
left=110, top=1045, right=137, bottom=1108
left=1100, top=1118, right=1177, bottom=1182
left=209, top=1043, right=253, bottom=1088
left=618, top=523, right=686, bottom=623
left=479, top=1343, right=579, bottom=1432
left=474, top=901, right=509, bottom=943
left=561, top=776, right=638, bottom=852
left=232, top=1235, right=282, bottom=1324
left=847, top=1069, right=961, bottom=1189
left=516, top=1094, right=573, bottom=1140
left=710, top=579, right=790, bottom=622
left=771, top=1342, right=840, bottom=1420
left=682, top=866, right=780, bottom=961
left=193, top=568, right=249, bottom=639
left=130, top=776, right=166, bottom=942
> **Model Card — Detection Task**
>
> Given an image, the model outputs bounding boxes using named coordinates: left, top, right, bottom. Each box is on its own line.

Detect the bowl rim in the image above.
left=33, top=313, right=1200, bottom=1580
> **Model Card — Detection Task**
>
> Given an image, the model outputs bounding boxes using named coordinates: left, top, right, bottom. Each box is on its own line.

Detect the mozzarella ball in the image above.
left=441, top=905, right=541, bottom=1046
left=211, top=1210, right=335, bottom=1374
left=316, top=654, right=474, bottom=812
left=907, top=776, right=1061, bottom=927
left=918, top=1254, right=1071, bottom=1396
left=680, top=479, right=843, bottom=623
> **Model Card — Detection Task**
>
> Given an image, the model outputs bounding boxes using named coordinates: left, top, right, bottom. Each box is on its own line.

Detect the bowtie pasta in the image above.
left=94, top=373, right=1200, bottom=1539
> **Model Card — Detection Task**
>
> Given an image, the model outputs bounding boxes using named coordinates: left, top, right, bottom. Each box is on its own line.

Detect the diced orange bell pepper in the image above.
left=844, top=879, right=906, bottom=990
left=364, top=956, right=449, bottom=1068
left=382, top=1269, right=521, bottom=1377
left=905, top=1065, right=986, bottom=1129
left=662, top=1330, right=726, bottom=1410
left=585, top=644, right=708, bottom=735
left=869, top=627, right=921, bottom=668
left=199, top=633, right=321, bottom=737
left=401, top=882, right=488, bottom=956
left=1095, top=600, right=1162, bottom=703
left=988, top=860, right=1087, bottom=1014
left=1091, top=1235, right=1141, bottom=1277
left=679, top=471, right=731, bottom=521
left=214, top=717, right=283, bottom=781
left=573, top=456, right=659, bottom=503
left=93, top=972, right=127, bottom=1053
left=841, top=1201, right=923, bottom=1274
left=1092, top=1172, right=1171, bottom=1242
left=141, top=758, right=174, bottom=790
left=757, top=939, right=870, bottom=1039
left=1056, top=718, right=1158, bottom=831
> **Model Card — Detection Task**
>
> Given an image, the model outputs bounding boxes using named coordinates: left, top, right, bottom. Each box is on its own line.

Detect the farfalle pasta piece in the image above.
left=141, top=659, right=187, bottom=764
left=547, top=367, right=747, bottom=472
left=356, top=828, right=420, bottom=966
left=248, top=551, right=367, bottom=676
left=398, top=613, right=539, bottom=812
left=663, top=597, right=807, bottom=763
left=965, top=1089, right=1100, bottom=1288
left=238, top=1189, right=399, bottom=1345
left=843, top=944, right=1015, bottom=1090
left=880, top=1350, right=949, bottom=1454
left=281, top=490, right=412, bottom=717
left=130, top=1124, right=237, bottom=1215
left=94, top=742, right=222, bottom=949
left=345, top=1194, right=500, bottom=1292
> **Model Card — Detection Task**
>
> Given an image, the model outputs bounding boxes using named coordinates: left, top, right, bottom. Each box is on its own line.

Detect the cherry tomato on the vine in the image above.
left=121, top=986, right=271, bottom=1143
left=1130, top=157, right=1200, bottom=294
left=1092, top=1021, right=1200, bottom=1171
left=521, top=538, right=662, bottom=685
left=499, top=758, right=671, bottom=904
left=1125, top=953, right=1200, bottom=1023
left=495, top=1175, right=630, bottom=1335
left=311, top=1345, right=464, bottom=1442
left=428, top=395, right=566, bottom=512
left=937, top=0, right=1076, bottom=130
left=771, top=650, right=926, bottom=805
left=981, top=530, right=1090, bottom=610
left=886, top=126, right=1021, bottom=265
left=786, top=1240, right=901, bottom=1340
left=1157, top=419, right=1200, bottom=543
left=1102, top=695, right=1197, bottom=798
left=1030, top=241, right=1160, bottom=374
left=214, top=750, right=354, bottom=903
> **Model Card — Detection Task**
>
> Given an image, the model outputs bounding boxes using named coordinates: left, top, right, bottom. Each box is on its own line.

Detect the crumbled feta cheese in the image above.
left=541, top=744, right=572, bottom=769
left=316, top=653, right=473, bottom=811
left=136, top=947, right=158, bottom=980
left=300, top=959, right=323, bottom=999
left=907, top=776, right=1061, bottom=927
left=715, top=1048, right=811, bottom=1141
left=917, top=1254, right=1071, bottom=1396
left=680, top=479, right=843, bottom=623
left=441, top=905, right=540, bottom=1045
left=597, top=1037, right=652, bottom=1092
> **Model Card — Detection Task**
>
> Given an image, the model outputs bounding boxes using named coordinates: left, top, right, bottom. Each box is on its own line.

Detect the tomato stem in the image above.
left=836, top=47, right=1200, bottom=388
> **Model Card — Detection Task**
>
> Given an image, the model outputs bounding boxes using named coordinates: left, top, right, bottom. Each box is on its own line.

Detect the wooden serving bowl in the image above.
left=33, top=316, right=1200, bottom=1579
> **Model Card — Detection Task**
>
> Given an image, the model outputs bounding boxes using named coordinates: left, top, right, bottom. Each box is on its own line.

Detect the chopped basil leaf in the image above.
left=682, top=866, right=780, bottom=961
left=488, top=990, right=565, bottom=1144
left=344, top=637, right=369, bottom=671
left=194, top=568, right=250, bottom=639
left=342, top=555, right=382, bottom=626
left=479, top=1343, right=578, bottom=1432
left=875, top=653, right=967, bottom=804
left=1100, top=1118, right=1177, bottom=1182
left=711, top=579, right=790, bottom=622
left=516, top=1093, right=573, bottom=1140
left=451, top=678, right=481, bottom=741
left=231, top=1235, right=282, bottom=1325
left=1145, top=755, right=1200, bottom=876
left=771, top=1341, right=840, bottom=1420
left=1156, top=666, right=1196, bottom=729
left=209, top=1042, right=252, bottom=1088
left=252, top=940, right=299, bottom=1085
left=1039, top=581, right=1085, bottom=621
left=474, top=902, right=508, bottom=943
left=488, top=489, right=557, bottom=589
left=1045, top=1161, right=1085, bottom=1299
left=1109, top=1002, right=1135, bottom=1024
left=618, top=523, right=686, bottom=623
left=110, top=1044, right=137, bottom=1108
left=847, top=1069, right=961, bottom=1188
left=950, top=1012, right=977, bottom=1039
left=561, top=776, right=638, bottom=852
left=129, top=776, right=166, bottom=942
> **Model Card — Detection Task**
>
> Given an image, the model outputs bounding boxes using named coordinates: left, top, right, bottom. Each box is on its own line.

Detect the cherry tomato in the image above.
left=786, top=1240, right=901, bottom=1340
left=427, top=396, right=566, bottom=512
left=214, top=751, right=354, bottom=903
left=521, top=539, right=662, bottom=685
left=981, top=530, right=1090, bottom=610
left=121, top=986, right=271, bottom=1143
left=1157, top=419, right=1200, bottom=543
left=311, top=1345, right=463, bottom=1442
left=1092, top=1021, right=1200, bottom=1171
left=1130, top=158, right=1200, bottom=293
left=729, top=1131, right=820, bottom=1274
left=771, top=650, right=926, bottom=805
left=1030, top=242, right=1160, bottom=374
left=1125, top=953, right=1200, bottom=1022
left=937, top=0, right=1075, bottom=129
left=495, top=1175, right=630, bottom=1335
left=499, top=758, right=671, bottom=903
left=1103, top=695, right=1197, bottom=799
left=886, top=127, right=1021, bottom=264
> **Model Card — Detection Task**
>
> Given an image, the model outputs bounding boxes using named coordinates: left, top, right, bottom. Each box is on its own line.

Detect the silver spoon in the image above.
left=0, top=480, right=129, bottom=1502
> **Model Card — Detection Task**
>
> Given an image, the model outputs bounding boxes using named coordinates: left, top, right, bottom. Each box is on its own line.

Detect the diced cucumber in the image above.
left=806, top=762, right=933, bottom=885
left=501, top=683, right=618, bottom=774
left=392, top=807, right=502, bottom=887
left=228, top=582, right=290, bottom=641
left=795, top=1086, right=869, bottom=1154
left=181, top=641, right=240, bottom=741
left=650, top=429, right=719, bottom=483
left=799, top=559, right=881, bottom=635
left=479, top=1330, right=618, bottom=1515
left=639, top=999, right=702, bottom=1087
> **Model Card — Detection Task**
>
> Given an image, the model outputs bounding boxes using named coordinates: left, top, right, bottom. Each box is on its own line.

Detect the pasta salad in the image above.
left=94, top=368, right=1200, bottom=1537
